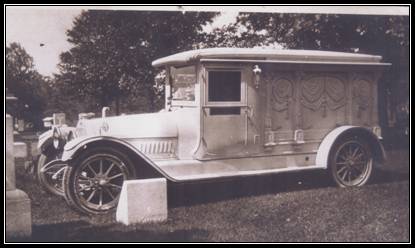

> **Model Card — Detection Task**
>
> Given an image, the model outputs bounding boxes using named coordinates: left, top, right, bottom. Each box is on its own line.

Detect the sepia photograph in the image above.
left=4, top=4, right=410, bottom=243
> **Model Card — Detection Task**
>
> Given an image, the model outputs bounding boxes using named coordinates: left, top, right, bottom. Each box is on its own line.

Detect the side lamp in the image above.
left=253, top=65, right=262, bottom=89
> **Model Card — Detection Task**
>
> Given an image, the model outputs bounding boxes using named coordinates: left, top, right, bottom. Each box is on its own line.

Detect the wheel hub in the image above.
left=98, top=178, right=108, bottom=186
left=91, top=175, right=109, bottom=187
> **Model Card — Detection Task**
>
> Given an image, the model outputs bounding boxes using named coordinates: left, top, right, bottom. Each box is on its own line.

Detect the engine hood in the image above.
left=76, top=111, right=178, bottom=139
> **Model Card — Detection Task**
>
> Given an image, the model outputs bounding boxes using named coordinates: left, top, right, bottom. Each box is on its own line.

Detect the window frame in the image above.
left=204, top=66, right=247, bottom=107
left=169, top=64, right=198, bottom=107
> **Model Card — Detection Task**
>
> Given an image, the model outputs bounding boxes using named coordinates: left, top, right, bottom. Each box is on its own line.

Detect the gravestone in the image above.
left=6, top=114, right=32, bottom=238
left=53, top=113, right=66, bottom=126
left=17, top=119, right=25, bottom=132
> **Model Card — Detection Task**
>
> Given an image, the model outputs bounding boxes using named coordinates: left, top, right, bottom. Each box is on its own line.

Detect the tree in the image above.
left=6, top=42, right=48, bottom=129
left=56, top=10, right=217, bottom=115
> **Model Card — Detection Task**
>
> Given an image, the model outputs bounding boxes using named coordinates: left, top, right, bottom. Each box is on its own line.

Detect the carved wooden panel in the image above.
left=272, top=78, right=294, bottom=118
left=300, top=73, right=347, bottom=130
left=352, top=76, right=373, bottom=126
left=264, top=72, right=294, bottom=133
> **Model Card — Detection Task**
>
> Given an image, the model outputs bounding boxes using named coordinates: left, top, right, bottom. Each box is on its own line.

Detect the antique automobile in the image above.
left=36, top=113, right=93, bottom=196
left=41, top=48, right=390, bottom=215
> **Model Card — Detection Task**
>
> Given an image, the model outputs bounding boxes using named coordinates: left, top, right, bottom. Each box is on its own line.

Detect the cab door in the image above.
left=200, top=66, right=249, bottom=158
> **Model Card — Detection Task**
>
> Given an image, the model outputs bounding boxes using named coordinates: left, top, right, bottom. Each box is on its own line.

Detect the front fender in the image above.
left=61, top=135, right=176, bottom=181
left=316, top=125, right=386, bottom=169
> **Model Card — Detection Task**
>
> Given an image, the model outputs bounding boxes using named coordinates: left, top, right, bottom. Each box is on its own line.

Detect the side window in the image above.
left=208, top=71, right=241, bottom=102
left=207, top=70, right=243, bottom=115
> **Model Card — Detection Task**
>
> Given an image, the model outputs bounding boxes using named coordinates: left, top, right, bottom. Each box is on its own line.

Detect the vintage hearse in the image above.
left=37, top=48, right=390, bottom=214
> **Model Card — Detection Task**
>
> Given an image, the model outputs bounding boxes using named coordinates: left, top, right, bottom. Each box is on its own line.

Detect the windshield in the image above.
left=170, top=65, right=196, bottom=101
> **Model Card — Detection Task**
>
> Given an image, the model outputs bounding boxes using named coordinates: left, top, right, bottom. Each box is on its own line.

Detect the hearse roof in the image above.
left=152, top=48, right=389, bottom=68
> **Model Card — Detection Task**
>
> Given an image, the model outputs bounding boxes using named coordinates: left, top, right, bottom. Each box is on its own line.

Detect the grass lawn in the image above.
left=9, top=149, right=409, bottom=242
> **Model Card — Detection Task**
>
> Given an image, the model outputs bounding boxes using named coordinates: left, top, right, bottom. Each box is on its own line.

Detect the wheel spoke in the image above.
left=354, top=152, right=364, bottom=161
left=86, top=189, right=97, bottom=202
left=340, top=168, right=349, bottom=181
left=338, top=154, right=347, bottom=162
left=108, top=173, right=124, bottom=181
left=104, top=163, right=115, bottom=176
left=103, top=186, right=115, bottom=200
left=99, top=159, right=103, bottom=175
left=351, top=146, right=360, bottom=159
left=337, top=165, right=348, bottom=176
left=348, top=145, right=353, bottom=157
left=347, top=170, right=352, bottom=182
left=107, top=183, right=122, bottom=190
left=99, top=190, right=103, bottom=207
left=87, top=163, right=97, bottom=176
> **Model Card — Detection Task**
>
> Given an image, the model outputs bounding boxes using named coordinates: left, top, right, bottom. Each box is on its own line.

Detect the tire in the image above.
left=329, top=136, right=374, bottom=187
left=37, top=152, right=66, bottom=196
left=63, top=147, right=136, bottom=215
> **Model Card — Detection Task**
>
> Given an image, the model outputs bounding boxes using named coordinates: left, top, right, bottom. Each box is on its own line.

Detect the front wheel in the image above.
left=63, top=147, right=136, bottom=215
left=329, top=136, right=373, bottom=187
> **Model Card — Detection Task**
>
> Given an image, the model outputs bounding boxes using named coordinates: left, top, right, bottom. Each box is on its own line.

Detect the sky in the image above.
left=6, top=8, right=82, bottom=76
left=5, top=6, right=408, bottom=76
left=5, top=7, right=238, bottom=76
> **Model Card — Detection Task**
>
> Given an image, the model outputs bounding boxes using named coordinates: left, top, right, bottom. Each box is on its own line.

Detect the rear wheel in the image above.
left=63, top=147, right=136, bottom=215
left=37, top=152, right=66, bottom=196
left=329, top=136, right=373, bottom=187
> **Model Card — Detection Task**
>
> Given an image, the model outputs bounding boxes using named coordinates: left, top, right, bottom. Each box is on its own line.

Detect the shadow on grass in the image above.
left=9, top=220, right=209, bottom=242
left=168, top=163, right=409, bottom=208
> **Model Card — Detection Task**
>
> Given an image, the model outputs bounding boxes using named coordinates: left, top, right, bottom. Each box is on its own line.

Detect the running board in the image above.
left=154, top=154, right=325, bottom=182
left=171, top=165, right=326, bottom=182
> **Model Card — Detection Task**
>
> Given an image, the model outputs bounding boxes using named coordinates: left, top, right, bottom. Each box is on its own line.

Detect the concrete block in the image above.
left=116, top=178, right=167, bottom=225
left=14, top=142, right=27, bottom=158
left=6, top=189, right=32, bottom=238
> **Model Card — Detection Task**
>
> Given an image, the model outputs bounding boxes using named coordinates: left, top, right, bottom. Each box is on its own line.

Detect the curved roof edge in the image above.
left=152, top=48, right=384, bottom=68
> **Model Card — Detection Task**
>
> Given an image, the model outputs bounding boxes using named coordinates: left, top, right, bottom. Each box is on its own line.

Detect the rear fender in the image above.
left=316, top=126, right=386, bottom=169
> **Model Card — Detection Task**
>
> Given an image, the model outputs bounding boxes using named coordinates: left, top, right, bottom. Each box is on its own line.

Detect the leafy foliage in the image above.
left=55, top=10, right=216, bottom=115
left=6, top=42, right=49, bottom=129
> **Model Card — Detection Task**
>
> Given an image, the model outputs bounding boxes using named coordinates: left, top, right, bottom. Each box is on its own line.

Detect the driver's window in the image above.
left=170, top=66, right=196, bottom=102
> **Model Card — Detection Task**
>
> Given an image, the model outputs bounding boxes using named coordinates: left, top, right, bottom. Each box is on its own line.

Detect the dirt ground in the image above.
left=8, top=149, right=410, bottom=242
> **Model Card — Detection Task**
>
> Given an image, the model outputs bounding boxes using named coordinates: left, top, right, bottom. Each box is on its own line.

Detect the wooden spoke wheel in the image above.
left=330, top=137, right=373, bottom=187
left=63, top=147, right=136, bottom=215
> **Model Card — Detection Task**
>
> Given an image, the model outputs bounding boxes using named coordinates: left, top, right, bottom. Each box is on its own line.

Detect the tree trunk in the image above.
left=115, top=96, right=120, bottom=116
